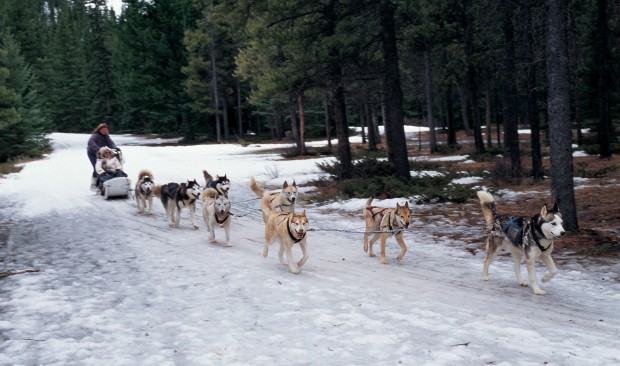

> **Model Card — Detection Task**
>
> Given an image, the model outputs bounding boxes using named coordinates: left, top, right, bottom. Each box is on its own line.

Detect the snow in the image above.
left=1, top=133, right=619, bottom=366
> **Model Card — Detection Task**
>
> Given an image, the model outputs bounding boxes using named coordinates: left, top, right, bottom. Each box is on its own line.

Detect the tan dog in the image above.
left=263, top=207, right=309, bottom=274
left=201, top=188, right=232, bottom=247
left=249, top=176, right=298, bottom=223
left=135, top=169, right=155, bottom=215
left=363, top=197, right=412, bottom=264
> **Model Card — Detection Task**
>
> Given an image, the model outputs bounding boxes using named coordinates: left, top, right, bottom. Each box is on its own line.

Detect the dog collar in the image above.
left=531, top=217, right=552, bottom=252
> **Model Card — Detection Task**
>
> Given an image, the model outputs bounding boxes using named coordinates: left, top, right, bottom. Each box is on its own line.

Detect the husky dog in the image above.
left=201, top=188, right=233, bottom=247
left=249, top=176, right=298, bottom=223
left=154, top=179, right=202, bottom=229
left=135, top=169, right=155, bottom=214
left=203, top=170, right=230, bottom=196
left=477, top=191, right=566, bottom=295
left=363, top=197, right=412, bottom=264
left=263, top=207, right=309, bottom=274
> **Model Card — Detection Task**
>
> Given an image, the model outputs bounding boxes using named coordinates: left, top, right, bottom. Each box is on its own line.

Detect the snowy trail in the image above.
left=1, top=133, right=619, bottom=366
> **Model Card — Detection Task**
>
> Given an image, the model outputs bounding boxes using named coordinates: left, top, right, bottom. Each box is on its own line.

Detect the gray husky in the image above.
left=477, top=191, right=565, bottom=295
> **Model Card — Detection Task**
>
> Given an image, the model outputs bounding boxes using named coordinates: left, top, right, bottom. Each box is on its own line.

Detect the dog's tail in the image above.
left=249, top=176, right=264, bottom=197
left=203, top=170, right=213, bottom=185
left=365, top=197, right=374, bottom=208
left=477, top=191, right=496, bottom=230
left=201, top=187, right=218, bottom=202
left=137, top=169, right=154, bottom=181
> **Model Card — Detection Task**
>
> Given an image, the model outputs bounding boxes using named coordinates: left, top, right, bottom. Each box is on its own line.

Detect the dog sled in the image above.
left=95, top=147, right=131, bottom=200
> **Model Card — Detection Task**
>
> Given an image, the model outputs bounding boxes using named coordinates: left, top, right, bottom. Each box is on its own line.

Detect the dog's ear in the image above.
left=404, top=201, right=409, bottom=208
left=302, top=209, right=306, bottom=217
left=292, top=180, right=297, bottom=187
left=540, top=204, right=549, bottom=217
left=552, top=200, right=560, bottom=213
left=283, top=181, right=289, bottom=188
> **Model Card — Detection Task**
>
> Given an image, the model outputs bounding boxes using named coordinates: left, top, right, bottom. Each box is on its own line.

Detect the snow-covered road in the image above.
left=1, top=133, right=619, bottom=365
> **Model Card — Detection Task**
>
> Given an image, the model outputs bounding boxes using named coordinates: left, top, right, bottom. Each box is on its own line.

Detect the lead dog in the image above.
left=477, top=191, right=565, bottom=295
left=135, top=169, right=155, bottom=215
left=249, top=176, right=298, bottom=223
left=363, top=197, right=412, bottom=264
left=203, top=170, right=230, bottom=196
left=263, top=206, right=309, bottom=274
left=201, top=188, right=232, bottom=247
left=154, top=179, right=201, bottom=229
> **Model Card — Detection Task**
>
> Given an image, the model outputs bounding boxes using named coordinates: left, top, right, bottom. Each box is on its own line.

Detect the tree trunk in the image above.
left=297, top=92, right=307, bottom=155
left=209, top=29, right=221, bottom=143
left=288, top=93, right=301, bottom=150
left=468, top=69, right=485, bottom=154
left=332, top=74, right=353, bottom=179
left=236, top=77, right=243, bottom=138
left=222, top=96, right=230, bottom=140
left=323, top=96, right=332, bottom=150
left=596, top=0, right=611, bottom=158
left=446, top=87, right=456, bottom=147
left=424, top=49, right=437, bottom=154
left=501, top=0, right=521, bottom=176
left=546, top=0, right=578, bottom=230
left=458, top=85, right=473, bottom=136
left=485, top=82, right=492, bottom=147
left=379, top=0, right=410, bottom=179
left=525, top=2, right=543, bottom=179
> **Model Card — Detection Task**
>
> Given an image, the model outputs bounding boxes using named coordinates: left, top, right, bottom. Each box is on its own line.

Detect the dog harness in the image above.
left=500, top=215, right=524, bottom=245
left=495, top=215, right=551, bottom=252
left=215, top=211, right=230, bottom=225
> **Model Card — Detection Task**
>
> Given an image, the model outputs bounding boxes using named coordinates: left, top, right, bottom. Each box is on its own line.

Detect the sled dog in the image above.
left=135, top=169, right=155, bottom=214
left=201, top=188, right=233, bottom=247
left=154, top=179, right=201, bottom=229
left=477, top=191, right=565, bottom=295
left=363, top=197, right=412, bottom=264
left=203, top=170, right=230, bottom=196
left=263, top=206, right=309, bottom=274
left=249, top=176, right=298, bottom=223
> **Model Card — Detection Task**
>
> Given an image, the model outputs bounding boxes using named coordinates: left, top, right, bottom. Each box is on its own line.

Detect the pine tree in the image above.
left=0, top=31, right=49, bottom=162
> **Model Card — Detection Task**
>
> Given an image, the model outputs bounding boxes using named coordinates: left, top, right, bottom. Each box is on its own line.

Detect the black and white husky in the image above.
left=155, top=179, right=202, bottom=229
left=203, top=170, right=230, bottom=196
left=201, top=188, right=232, bottom=247
left=477, top=191, right=566, bottom=295
left=135, top=169, right=155, bottom=215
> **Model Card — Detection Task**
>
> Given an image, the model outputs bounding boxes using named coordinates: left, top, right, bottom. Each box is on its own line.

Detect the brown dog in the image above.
left=249, top=176, right=298, bottom=223
left=363, top=197, right=412, bottom=264
left=263, top=207, right=309, bottom=274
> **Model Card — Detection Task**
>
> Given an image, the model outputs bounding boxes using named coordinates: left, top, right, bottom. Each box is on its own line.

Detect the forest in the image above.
left=0, top=0, right=618, bottom=230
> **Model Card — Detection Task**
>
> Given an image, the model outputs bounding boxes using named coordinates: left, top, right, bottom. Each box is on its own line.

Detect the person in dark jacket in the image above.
left=87, top=122, right=118, bottom=190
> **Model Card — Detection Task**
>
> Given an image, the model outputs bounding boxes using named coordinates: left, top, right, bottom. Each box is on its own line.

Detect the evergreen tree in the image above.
left=0, top=31, right=49, bottom=162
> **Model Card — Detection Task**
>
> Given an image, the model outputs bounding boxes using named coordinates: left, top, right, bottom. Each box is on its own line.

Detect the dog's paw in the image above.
left=380, top=258, right=389, bottom=265
left=541, top=274, right=555, bottom=282
left=483, top=275, right=490, bottom=281
left=209, top=238, right=217, bottom=244
left=193, top=225, right=199, bottom=230
left=533, top=288, right=546, bottom=295
left=369, top=252, right=376, bottom=257
left=290, top=267, right=301, bottom=274
left=225, top=242, right=233, bottom=247
left=519, top=280, right=528, bottom=287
